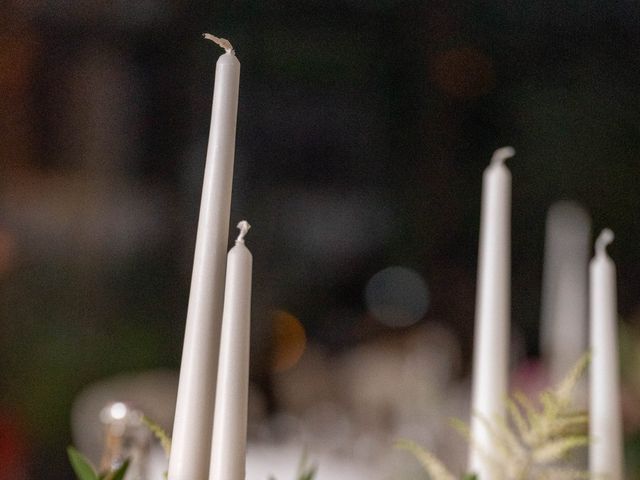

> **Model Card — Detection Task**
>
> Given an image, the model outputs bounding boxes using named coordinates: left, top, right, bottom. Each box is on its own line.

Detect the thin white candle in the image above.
left=540, top=201, right=591, bottom=384
left=209, top=221, right=253, bottom=480
left=589, top=229, right=624, bottom=480
left=168, top=35, right=240, bottom=480
left=468, top=147, right=513, bottom=479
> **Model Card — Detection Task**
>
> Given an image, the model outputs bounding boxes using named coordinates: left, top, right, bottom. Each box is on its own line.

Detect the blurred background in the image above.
left=2, top=1, right=640, bottom=479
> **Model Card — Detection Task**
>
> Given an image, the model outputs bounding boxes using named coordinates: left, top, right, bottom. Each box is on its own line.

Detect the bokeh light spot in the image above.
left=429, top=46, right=495, bottom=98
left=109, top=402, right=128, bottom=420
left=270, top=310, right=307, bottom=373
left=364, top=266, right=430, bottom=328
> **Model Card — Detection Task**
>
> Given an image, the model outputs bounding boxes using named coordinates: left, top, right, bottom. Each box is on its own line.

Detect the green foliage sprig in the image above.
left=398, top=354, right=591, bottom=480
left=67, top=446, right=130, bottom=480
left=269, top=449, right=317, bottom=480
left=293, top=452, right=317, bottom=480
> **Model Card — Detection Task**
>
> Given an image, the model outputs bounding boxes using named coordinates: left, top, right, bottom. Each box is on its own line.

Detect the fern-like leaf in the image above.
left=532, top=436, right=589, bottom=464
left=399, top=353, right=593, bottom=480
left=396, top=439, right=457, bottom=480
left=142, top=415, right=172, bottom=458
left=553, top=354, right=589, bottom=407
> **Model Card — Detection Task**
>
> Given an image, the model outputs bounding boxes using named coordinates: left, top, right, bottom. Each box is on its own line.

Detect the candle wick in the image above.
left=491, top=146, right=516, bottom=166
left=595, top=228, right=614, bottom=256
left=236, top=220, right=251, bottom=244
left=203, top=33, right=234, bottom=54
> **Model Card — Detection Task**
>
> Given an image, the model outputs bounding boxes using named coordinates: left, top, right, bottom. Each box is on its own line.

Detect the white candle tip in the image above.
left=491, top=146, right=516, bottom=165
left=595, top=228, right=614, bottom=256
left=203, top=33, right=234, bottom=54
left=236, top=220, right=251, bottom=243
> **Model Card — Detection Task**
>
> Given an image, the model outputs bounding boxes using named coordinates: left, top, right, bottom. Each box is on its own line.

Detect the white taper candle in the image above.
left=168, top=35, right=240, bottom=480
left=468, top=147, right=513, bottom=479
left=209, top=221, right=253, bottom=480
left=540, top=201, right=591, bottom=384
left=589, top=229, right=624, bottom=480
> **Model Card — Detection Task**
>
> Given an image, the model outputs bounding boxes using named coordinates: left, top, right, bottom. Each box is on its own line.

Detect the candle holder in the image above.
left=98, top=402, right=151, bottom=479
left=68, top=414, right=317, bottom=480
left=68, top=401, right=157, bottom=480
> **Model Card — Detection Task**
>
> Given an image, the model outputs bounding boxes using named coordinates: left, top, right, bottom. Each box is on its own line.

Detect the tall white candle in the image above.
left=168, top=35, right=240, bottom=480
left=589, top=229, right=624, bottom=480
left=209, top=221, right=253, bottom=480
left=540, top=201, right=591, bottom=384
left=468, top=147, right=513, bottom=479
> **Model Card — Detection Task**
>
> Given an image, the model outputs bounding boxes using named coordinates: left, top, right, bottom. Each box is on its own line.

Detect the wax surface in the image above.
left=168, top=49, right=240, bottom=480
left=468, top=148, right=513, bottom=480
left=589, top=231, right=624, bottom=480
left=209, top=234, right=253, bottom=480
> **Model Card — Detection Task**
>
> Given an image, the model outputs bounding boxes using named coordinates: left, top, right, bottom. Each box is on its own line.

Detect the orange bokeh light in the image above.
left=270, top=310, right=307, bottom=374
